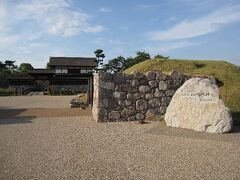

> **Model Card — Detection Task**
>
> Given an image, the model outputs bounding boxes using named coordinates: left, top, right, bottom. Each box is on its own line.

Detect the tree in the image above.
left=18, top=63, right=34, bottom=73
left=102, top=51, right=152, bottom=73
left=94, top=49, right=105, bottom=71
left=3, top=60, right=18, bottom=74
left=122, top=57, right=135, bottom=70
left=154, top=54, right=169, bottom=59
left=0, top=61, right=11, bottom=79
left=134, top=51, right=151, bottom=63
left=122, top=51, right=150, bottom=70
left=4, top=60, right=16, bottom=70
left=102, top=63, right=111, bottom=73
left=46, top=62, right=51, bottom=69
left=0, top=61, right=6, bottom=70
left=102, top=56, right=125, bottom=73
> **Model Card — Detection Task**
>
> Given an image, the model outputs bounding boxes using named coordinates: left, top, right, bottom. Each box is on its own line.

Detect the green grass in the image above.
left=124, top=59, right=240, bottom=124
left=0, top=88, right=15, bottom=96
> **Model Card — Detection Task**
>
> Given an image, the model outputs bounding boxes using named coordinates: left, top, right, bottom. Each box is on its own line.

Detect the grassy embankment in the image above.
left=124, top=58, right=240, bottom=124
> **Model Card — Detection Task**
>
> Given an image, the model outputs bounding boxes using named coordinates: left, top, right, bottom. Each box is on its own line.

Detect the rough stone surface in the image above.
left=98, top=108, right=108, bottom=116
left=139, top=78, right=148, bottom=85
left=127, top=116, right=135, bottom=121
left=159, top=81, right=168, bottom=90
left=69, top=98, right=85, bottom=108
left=113, top=73, right=125, bottom=83
left=136, top=113, right=145, bottom=120
left=131, top=88, right=138, bottom=93
left=117, top=100, right=124, bottom=107
left=125, top=100, right=132, bottom=106
left=146, top=109, right=156, bottom=121
left=121, top=108, right=136, bottom=118
left=136, top=99, right=148, bottom=111
left=149, top=80, right=158, bottom=88
left=127, top=93, right=140, bottom=100
left=139, top=85, right=151, bottom=93
left=109, top=111, right=121, bottom=120
left=172, top=80, right=183, bottom=89
left=148, top=98, right=161, bottom=108
left=145, top=71, right=156, bottom=81
left=97, top=99, right=117, bottom=109
left=120, top=83, right=131, bottom=92
left=100, top=73, right=113, bottom=81
left=133, top=72, right=144, bottom=79
left=156, top=73, right=167, bottom=81
left=100, top=81, right=115, bottom=90
left=113, top=92, right=126, bottom=100
left=165, top=78, right=232, bottom=133
left=98, top=89, right=114, bottom=99
left=162, top=97, right=171, bottom=106
left=159, top=106, right=166, bottom=115
left=170, top=70, right=185, bottom=80
left=124, top=74, right=134, bottom=81
left=145, top=93, right=154, bottom=100
left=121, top=108, right=129, bottom=118
left=92, top=71, right=189, bottom=122
left=154, top=89, right=165, bottom=97
left=165, top=89, right=176, bottom=97
left=131, top=79, right=139, bottom=87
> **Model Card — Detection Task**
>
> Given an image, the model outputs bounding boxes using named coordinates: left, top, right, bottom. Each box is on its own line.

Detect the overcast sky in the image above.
left=0, top=0, right=240, bottom=67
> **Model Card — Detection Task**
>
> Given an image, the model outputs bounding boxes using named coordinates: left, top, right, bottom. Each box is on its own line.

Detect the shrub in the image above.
left=0, top=88, right=15, bottom=96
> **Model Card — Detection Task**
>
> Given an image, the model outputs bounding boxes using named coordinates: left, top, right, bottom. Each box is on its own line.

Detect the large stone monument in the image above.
left=165, top=78, right=232, bottom=133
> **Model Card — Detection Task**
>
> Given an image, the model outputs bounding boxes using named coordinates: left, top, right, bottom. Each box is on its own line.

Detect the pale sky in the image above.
left=0, top=0, right=240, bottom=68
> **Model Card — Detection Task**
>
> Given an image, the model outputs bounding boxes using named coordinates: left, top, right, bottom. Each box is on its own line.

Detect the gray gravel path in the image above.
left=1, top=96, right=240, bottom=179
left=1, top=118, right=240, bottom=180
left=0, top=96, right=75, bottom=109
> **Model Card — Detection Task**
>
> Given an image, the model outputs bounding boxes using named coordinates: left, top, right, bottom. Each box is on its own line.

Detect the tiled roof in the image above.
left=49, top=57, right=97, bottom=67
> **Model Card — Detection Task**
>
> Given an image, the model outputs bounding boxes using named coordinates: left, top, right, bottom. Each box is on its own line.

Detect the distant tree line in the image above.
left=1, top=50, right=169, bottom=78
left=0, top=60, right=33, bottom=79
left=101, top=51, right=169, bottom=73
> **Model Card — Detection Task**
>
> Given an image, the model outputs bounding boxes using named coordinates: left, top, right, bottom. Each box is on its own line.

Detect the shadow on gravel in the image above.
left=233, top=111, right=240, bottom=126
left=0, top=109, right=36, bottom=125
left=0, top=118, right=34, bottom=125
left=0, top=109, right=28, bottom=118
left=232, top=126, right=240, bottom=133
left=0, top=108, right=92, bottom=123
left=147, top=121, right=240, bottom=143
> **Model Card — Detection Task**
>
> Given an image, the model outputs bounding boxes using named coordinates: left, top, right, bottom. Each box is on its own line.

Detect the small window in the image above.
left=56, top=67, right=61, bottom=74
left=80, top=67, right=87, bottom=74
left=55, top=67, right=68, bottom=74
left=62, top=68, right=68, bottom=74
left=86, top=67, right=93, bottom=73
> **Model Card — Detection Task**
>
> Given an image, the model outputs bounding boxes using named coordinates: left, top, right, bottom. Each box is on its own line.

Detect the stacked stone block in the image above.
left=92, top=71, right=189, bottom=122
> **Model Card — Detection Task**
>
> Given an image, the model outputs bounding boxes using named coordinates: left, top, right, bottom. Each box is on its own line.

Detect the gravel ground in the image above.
left=0, top=96, right=90, bottom=120
left=0, top=96, right=75, bottom=109
left=0, top=96, right=240, bottom=179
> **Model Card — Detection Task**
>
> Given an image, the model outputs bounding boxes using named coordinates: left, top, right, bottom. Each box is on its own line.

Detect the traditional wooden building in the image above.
left=9, top=57, right=97, bottom=104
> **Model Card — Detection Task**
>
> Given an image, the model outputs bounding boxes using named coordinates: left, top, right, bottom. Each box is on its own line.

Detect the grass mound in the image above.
left=124, top=59, right=240, bottom=124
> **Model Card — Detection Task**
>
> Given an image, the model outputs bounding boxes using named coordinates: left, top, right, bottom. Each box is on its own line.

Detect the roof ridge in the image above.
left=50, top=56, right=96, bottom=59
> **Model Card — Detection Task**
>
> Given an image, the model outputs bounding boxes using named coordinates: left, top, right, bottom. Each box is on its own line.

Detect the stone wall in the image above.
left=92, top=71, right=189, bottom=122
